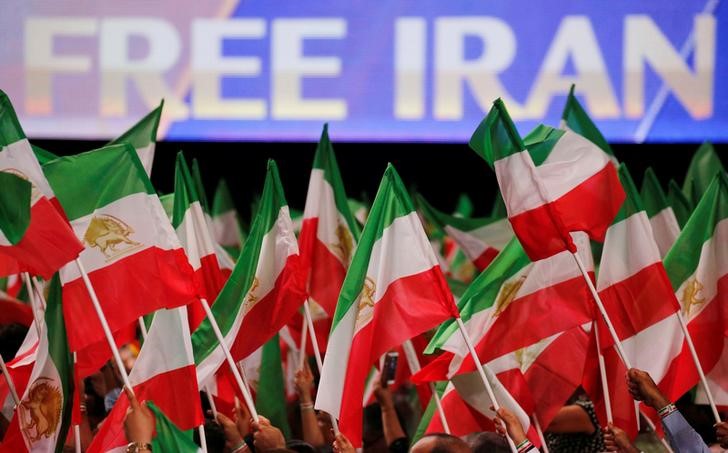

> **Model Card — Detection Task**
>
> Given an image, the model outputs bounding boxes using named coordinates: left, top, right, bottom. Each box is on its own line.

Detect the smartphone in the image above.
left=381, top=351, right=399, bottom=387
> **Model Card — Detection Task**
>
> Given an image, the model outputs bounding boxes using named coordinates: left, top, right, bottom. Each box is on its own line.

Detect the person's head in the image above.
left=410, top=433, right=471, bottom=453
left=467, top=431, right=510, bottom=453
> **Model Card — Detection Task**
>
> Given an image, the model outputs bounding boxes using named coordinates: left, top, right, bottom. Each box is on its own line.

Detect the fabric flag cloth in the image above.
left=0, top=91, right=84, bottom=279
left=560, top=84, right=619, bottom=164
left=147, top=402, right=202, bottom=453
left=0, top=275, right=74, bottom=453
left=0, top=291, right=33, bottom=326
left=416, top=194, right=512, bottom=271
left=107, top=101, right=163, bottom=176
left=668, top=179, right=694, bottom=229
left=663, top=173, right=728, bottom=406
left=0, top=324, right=39, bottom=423
left=86, top=307, right=203, bottom=453
left=470, top=100, right=624, bottom=261
left=172, top=153, right=227, bottom=330
left=682, top=142, right=725, bottom=207
left=315, top=164, right=459, bottom=447
left=239, top=333, right=292, bottom=438
left=192, top=160, right=306, bottom=387
left=641, top=167, right=681, bottom=258
left=586, top=165, right=684, bottom=437
left=42, top=143, right=198, bottom=354
left=212, top=178, right=245, bottom=258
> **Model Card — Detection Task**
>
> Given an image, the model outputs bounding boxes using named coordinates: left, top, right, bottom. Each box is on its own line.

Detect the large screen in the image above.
left=1, top=1, right=726, bottom=143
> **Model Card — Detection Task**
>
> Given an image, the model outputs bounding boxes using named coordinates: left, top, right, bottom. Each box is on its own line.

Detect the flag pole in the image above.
left=401, top=339, right=451, bottom=434
left=198, top=424, right=208, bottom=453
left=198, top=297, right=260, bottom=422
left=675, top=311, right=721, bottom=423
left=73, top=425, right=82, bottom=453
left=138, top=317, right=148, bottom=340
left=204, top=388, right=218, bottom=419
left=72, top=351, right=82, bottom=453
left=593, top=322, right=613, bottom=424
left=298, top=312, right=308, bottom=370
left=30, top=276, right=46, bottom=310
left=640, top=410, right=674, bottom=453
left=0, top=355, right=20, bottom=407
left=74, top=258, right=133, bottom=391
left=532, top=415, right=549, bottom=453
left=22, top=273, right=43, bottom=338
left=571, top=253, right=632, bottom=369
left=302, top=300, right=340, bottom=434
left=455, top=317, right=518, bottom=453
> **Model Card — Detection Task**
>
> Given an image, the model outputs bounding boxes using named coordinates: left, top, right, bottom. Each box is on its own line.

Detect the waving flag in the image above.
left=0, top=275, right=74, bottom=453
left=173, top=153, right=226, bottom=330
left=108, top=100, right=163, bottom=176
left=561, top=84, right=618, bottom=164
left=416, top=194, right=512, bottom=271
left=87, top=307, right=203, bottom=453
left=470, top=100, right=624, bottom=261
left=682, top=142, right=725, bottom=207
left=192, top=160, right=305, bottom=387
left=316, top=164, right=458, bottom=446
left=212, top=178, right=245, bottom=258
left=43, top=143, right=198, bottom=353
left=668, top=179, right=693, bottom=228
left=641, top=167, right=681, bottom=258
left=0, top=91, right=84, bottom=278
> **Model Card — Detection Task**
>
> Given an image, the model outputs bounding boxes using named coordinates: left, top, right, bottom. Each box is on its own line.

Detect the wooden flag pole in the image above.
left=302, top=300, right=340, bottom=434
left=198, top=425, right=209, bottom=453
left=74, top=258, right=133, bottom=391
left=593, top=322, right=613, bottom=424
left=532, top=415, right=549, bottom=453
left=298, top=313, right=308, bottom=370
left=402, top=339, right=451, bottom=434
left=73, top=425, right=82, bottom=453
left=198, top=297, right=259, bottom=422
left=138, top=317, right=148, bottom=340
left=675, top=311, right=721, bottom=423
left=571, top=253, right=632, bottom=369
left=0, top=355, right=20, bottom=407
left=455, top=317, right=518, bottom=453
left=204, top=387, right=219, bottom=419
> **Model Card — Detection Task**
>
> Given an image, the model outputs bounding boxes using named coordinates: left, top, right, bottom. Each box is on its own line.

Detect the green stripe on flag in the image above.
left=416, top=194, right=500, bottom=235
left=611, top=164, right=644, bottom=224
left=682, top=142, right=725, bottom=207
left=191, top=159, right=210, bottom=214
left=32, top=144, right=59, bottom=165
left=469, top=99, right=525, bottom=166
left=641, top=167, right=670, bottom=218
left=664, top=173, right=728, bottom=290
left=668, top=179, right=694, bottom=228
left=0, top=90, right=26, bottom=147
left=425, top=237, right=530, bottom=353
left=522, top=124, right=564, bottom=166
left=0, top=172, right=31, bottom=244
left=108, top=100, right=163, bottom=149
left=192, top=160, right=288, bottom=365
left=173, top=152, right=201, bottom=229
left=147, top=401, right=200, bottom=452
left=160, top=193, right=175, bottom=220
left=255, top=334, right=292, bottom=438
left=312, top=124, right=361, bottom=241
left=561, top=84, right=615, bottom=157
left=43, top=143, right=155, bottom=220
left=212, top=179, right=237, bottom=217
left=330, top=164, right=414, bottom=328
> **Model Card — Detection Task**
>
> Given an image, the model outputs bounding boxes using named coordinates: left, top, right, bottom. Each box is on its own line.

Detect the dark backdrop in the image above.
left=32, top=139, right=728, bottom=222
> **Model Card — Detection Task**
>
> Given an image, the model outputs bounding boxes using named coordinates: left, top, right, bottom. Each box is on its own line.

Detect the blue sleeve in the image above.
left=661, top=410, right=711, bottom=453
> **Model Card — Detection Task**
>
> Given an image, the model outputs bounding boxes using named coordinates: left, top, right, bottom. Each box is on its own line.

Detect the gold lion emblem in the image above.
left=494, top=275, right=526, bottom=316
left=83, top=214, right=141, bottom=260
left=243, top=277, right=261, bottom=313
left=354, top=277, right=376, bottom=329
left=19, top=377, right=62, bottom=443
left=331, top=222, right=354, bottom=264
left=682, top=278, right=706, bottom=317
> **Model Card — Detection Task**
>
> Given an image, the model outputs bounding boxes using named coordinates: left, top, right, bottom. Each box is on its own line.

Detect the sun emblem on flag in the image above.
left=18, top=377, right=63, bottom=443
left=2, top=168, right=42, bottom=203
left=331, top=222, right=353, bottom=264
left=681, top=278, right=706, bottom=317
left=83, top=214, right=142, bottom=261
left=355, top=277, right=376, bottom=328
left=243, top=277, right=261, bottom=313
left=494, top=275, right=526, bottom=316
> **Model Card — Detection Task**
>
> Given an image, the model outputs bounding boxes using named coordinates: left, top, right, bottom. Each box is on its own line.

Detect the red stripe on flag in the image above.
left=0, top=297, right=33, bottom=326
left=299, top=218, right=348, bottom=317
left=473, top=247, right=499, bottom=272
left=510, top=164, right=624, bottom=261
left=597, top=263, right=680, bottom=349
left=187, top=253, right=226, bottom=331
left=62, top=247, right=197, bottom=352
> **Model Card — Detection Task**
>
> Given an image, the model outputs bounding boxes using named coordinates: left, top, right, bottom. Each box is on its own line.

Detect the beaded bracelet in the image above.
left=300, top=402, right=314, bottom=411
left=658, top=403, right=677, bottom=418
left=516, top=439, right=533, bottom=453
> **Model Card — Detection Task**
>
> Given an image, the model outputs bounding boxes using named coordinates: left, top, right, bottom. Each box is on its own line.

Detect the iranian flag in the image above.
left=315, top=164, right=458, bottom=446
left=668, top=179, right=693, bottom=228
left=147, top=402, right=203, bottom=453
left=0, top=91, right=84, bottom=279
left=682, top=142, right=725, bottom=207
left=561, top=84, right=619, bottom=165
left=86, top=307, right=203, bottom=453
left=42, top=143, right=198, bottom=353
left=212, top=178, right=245, bottom=258
left=470, top=99, right=624, bottom=261
left=416, top=194, right=512, bottom=271
left=641, top=167, right=681, bottom=258
left=192, top=160, right=306, bottom=387
left=0, top=275, right=74, bottom=453
left=0, top=324, right=38, bottom=424
left=663, top=173, right=728, bottom=405
left=299, top=124, right=360, bottom=318
left=107, top=100, right=163, bottom=176
left=173, top=153, right=226, bottom=330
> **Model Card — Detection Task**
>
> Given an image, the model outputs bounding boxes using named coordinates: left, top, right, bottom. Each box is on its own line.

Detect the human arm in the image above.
left=295, top=362, right=326, bottom=447
left=373, top=381, right=407, bottom=448
left=603, top=423, right=640, bottom=453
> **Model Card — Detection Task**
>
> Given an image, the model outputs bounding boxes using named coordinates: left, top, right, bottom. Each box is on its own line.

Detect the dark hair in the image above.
left=468, top=432, right=510, bottom=453
left=0, top=323, right=28, bottom=361
left=419, top=433, right=470, bottom=453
